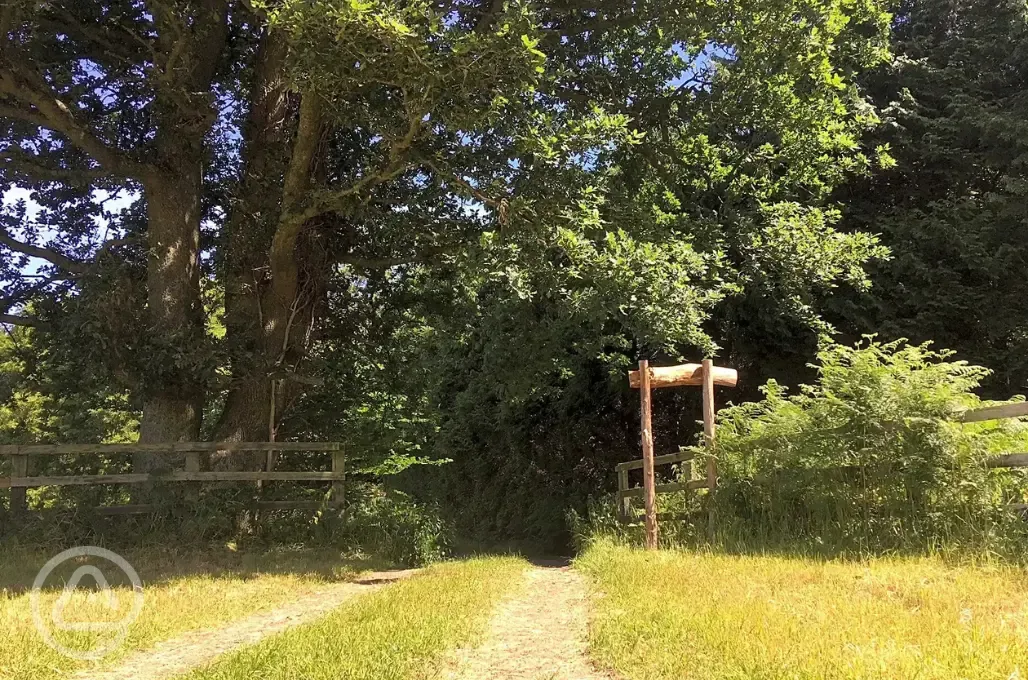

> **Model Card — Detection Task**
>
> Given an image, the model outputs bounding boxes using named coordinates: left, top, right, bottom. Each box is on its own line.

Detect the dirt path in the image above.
left=74, top=568, right=420, bottom=680
left=442, top=565, right=613, bottom=680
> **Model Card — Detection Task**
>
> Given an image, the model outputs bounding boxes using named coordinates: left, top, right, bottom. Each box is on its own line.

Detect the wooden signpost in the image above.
left=628, top=359, right=738, bottom=549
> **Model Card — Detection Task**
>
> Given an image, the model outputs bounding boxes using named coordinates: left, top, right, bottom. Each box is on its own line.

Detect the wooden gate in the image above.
left=623, top=359, right=738, bottom=548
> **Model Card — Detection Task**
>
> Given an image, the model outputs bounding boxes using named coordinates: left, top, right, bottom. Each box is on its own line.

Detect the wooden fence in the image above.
left=1, top=442, right=345, bottom=517
left=959, top=403, right=1028, bottom=512
left=616, top=401, right=1028, bottom=523
left=616, top=450, right=708, bottom=521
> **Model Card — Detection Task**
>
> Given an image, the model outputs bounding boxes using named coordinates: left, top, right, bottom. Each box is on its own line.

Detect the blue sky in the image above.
left=2, top=186, right=137, bottom=275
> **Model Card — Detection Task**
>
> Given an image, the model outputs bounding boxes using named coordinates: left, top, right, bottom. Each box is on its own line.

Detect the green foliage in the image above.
left=336, top=488, right=451, bottom=566
left=831, top=0, right=1028, bottom=397
left=710, top=339, right=1028, bottom=555
left=0, top=329, right=137, bottom=448
left=3, top=0, right=904, bottom=555
left=0, top=327, right=141, bottom=518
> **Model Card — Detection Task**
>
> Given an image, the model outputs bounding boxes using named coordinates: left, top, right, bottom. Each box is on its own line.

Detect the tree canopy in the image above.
left=1, top=0, right=890, bottom=452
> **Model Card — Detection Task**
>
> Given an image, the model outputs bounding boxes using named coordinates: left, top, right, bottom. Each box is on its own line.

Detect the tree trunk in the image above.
left=215, top=33, right=329, bottom=458
left=215, top=29, right=291, bottom=452
left=135, top=171, right=206, bottom=474
left=133, top=0, right=228, bottom=456
left=214, top=376, right=274, bottom=467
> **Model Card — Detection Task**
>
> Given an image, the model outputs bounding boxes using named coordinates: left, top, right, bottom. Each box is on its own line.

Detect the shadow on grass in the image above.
left=0, top=542, right=393, bottom=595
left=594, top=521, right=1028, bottom=567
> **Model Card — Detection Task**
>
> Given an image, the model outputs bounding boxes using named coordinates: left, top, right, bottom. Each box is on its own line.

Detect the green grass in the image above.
left=578, top=540, right=1028, bottom=680
left=0, top=544, right=386, bottom=680
left=183, top=556, right=526, bottom=680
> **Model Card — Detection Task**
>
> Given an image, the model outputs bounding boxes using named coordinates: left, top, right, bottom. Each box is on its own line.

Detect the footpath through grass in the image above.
left=0, top=544, right=386, bottom=680
left=579, top=540, right=1028, bottom=680
left=183, top=556, right=526, bottom=680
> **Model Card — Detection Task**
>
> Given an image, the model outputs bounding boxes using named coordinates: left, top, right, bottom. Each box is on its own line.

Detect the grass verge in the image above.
left=183, top=556, right=526, bottom=680
left=578, top=539, right=1028, bottom=680
left=0, top=544, right=386, bottom=680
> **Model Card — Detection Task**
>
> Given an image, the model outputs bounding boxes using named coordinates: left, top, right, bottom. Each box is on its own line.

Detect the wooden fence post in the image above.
left=331, top=446, right=345, bottom=516
left=617, top=466, right=630, bottom=521
left=10, top=452, right=27, bottom=516
left=184, top=449, right=200, bottom=502
left=639, top=359, right=658, bottom=549
left=701, top=358, right=717, bottom=538
left=702, top=358, right=717, bottom=489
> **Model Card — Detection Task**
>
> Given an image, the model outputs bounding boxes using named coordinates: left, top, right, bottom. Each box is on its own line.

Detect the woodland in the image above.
left=1, top=0, right=1027, bottom=554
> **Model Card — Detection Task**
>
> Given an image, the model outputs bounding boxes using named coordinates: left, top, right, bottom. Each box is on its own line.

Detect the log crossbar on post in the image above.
left=628, top=363, right=738, bottom=389
left=2, top=442, right=344, bottom=516
left=624, top=360, right=737, bottom=549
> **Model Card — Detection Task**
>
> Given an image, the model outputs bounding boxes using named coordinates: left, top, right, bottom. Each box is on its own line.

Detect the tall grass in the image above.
left=579, top=540, right=1028, bottom=680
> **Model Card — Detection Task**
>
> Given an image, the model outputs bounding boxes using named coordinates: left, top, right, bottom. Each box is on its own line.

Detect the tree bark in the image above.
left=133, top=0, right=229, bottom=455
left=214, top=32, right=329, bottom=465
left=137, top=171, right=206, bottom=450
left=215, top=29, right=292, bottom=452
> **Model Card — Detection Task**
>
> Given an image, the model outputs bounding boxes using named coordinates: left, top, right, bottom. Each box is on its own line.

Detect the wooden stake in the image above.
left=331, top=446, right=346, bottom=516
left=10, top=454, right=27, bottom=516
left=701, top=358, right=717, bottom=538
left=267, top=379, right=279, bottom=475
left=184, top=448, right=200, bottom=502
left=639, top=359, right=658, bottom=549
left=701, top=359, right=717, bottom=489
left=617, top=466, right=630, bottom=521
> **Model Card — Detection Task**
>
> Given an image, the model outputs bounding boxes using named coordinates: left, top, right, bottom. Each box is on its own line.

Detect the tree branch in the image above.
left=0, top=227, right=90, bottom=274
left=337, top=246, right=451, bottom=270
left=47, top=8, right=141, bottom=64
left=95, top=235, right=138, bottom=257
left=0, top=101, right=50, bottom=128
left=280, top=93, right=325, bottom=217
left=0, top=313, right=40, bottom=327
left=424, top=159, right=504, bottom=208
left=1, top=150, right=113, bottom=184
left=475, top=0, right=505, bottom=33
left=0, top=60, right=154, bottom=180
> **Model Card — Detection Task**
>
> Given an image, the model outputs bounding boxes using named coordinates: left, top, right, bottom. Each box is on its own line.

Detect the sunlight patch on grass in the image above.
left=0, top=545, right=382, bottom=680
left=184, top=556, right=527, bottom=680
left=578, top=540, right=1028, bottom=680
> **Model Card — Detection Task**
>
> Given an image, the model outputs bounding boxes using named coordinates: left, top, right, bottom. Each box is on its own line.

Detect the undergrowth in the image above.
left=577, top=339, right=1028, bottom=561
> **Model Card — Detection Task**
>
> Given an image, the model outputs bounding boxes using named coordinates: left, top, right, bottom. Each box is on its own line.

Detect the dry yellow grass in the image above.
left=183, top=557, right=527, bottom=680
left=578, top=540, right=1028, bottom=680
left=0, top=545, right=381, bottom=680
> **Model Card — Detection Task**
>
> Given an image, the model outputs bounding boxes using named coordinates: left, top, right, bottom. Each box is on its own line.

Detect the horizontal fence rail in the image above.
left=0, top=471, right=344, bottom=489
left=0, top=441, right=340, bottom=455
left=988, top=454, right=1028, bottom=468
left=619, top=480, right=709, bottom=499
left=2, top=442, right=345, bottom=518
left=960, top=402, right=1028, bottom=471
left=615, top=450, right=693, bottom=473
left=42, top=500, right=329, bottom=517
left=959, top=402, right=1028, bottom=423
left=616, top=450, right=700, bottom=521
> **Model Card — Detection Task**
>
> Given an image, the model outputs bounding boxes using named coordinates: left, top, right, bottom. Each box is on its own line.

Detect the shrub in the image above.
left=709, top=339, right=1028, bottom=556
left=336, top=487, right=452, bottom=566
